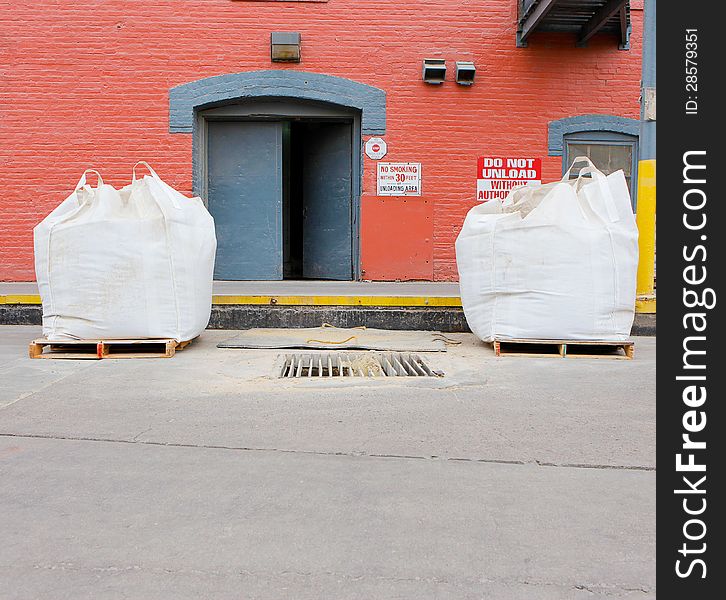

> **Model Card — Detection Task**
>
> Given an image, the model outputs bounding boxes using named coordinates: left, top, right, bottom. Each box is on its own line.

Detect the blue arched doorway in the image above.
left=169, top=71, right=387, bottom=280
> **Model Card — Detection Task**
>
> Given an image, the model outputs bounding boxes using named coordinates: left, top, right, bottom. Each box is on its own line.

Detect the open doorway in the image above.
left=205, top=108, right=357, bottom=281
left=283, top=120, right=353, bottom=280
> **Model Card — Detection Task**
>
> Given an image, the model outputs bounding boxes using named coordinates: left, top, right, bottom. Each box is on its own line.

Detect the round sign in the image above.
left=365, top=137, right=388, bottom=160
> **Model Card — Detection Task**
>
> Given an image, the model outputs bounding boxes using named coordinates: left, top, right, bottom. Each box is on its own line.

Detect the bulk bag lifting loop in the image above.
left=131, top=161, right=181, bottom=209
left=65, top=169, right=104, bottom=211
left=563, top=156, right=621, bottom=223
left=129, top=161, right=182, bottom=338
left=42, top=168, right=109, bottom=336
left=75, top=168, right=103, bottom=189
left=132, top=160, right=158, bottom=181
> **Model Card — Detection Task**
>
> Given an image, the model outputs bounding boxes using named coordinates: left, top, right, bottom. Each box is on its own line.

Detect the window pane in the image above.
left=566, top=144, right=592, bottom=178
left=567, top=144, right=591, bottom=166
left=609, top=144, right=633, bottom=176
left=588, top=144, right=612, bottom=172
left=565, top=140, right=636, bottom=204
left=567, top=142, right=632, bottom=176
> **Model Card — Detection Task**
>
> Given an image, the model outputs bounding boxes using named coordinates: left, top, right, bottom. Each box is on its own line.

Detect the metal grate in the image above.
left=278, top=352, right=442, bottom=378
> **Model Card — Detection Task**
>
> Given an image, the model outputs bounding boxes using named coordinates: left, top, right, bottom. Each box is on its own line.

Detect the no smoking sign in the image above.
left=365, top=137, right=388, bottom=160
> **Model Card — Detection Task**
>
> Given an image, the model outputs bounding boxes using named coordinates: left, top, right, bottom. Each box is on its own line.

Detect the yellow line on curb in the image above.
left=0, top=295, right=42, bottom=305
left=1, top=295, right=656, bottom=312
left=0, top=294, right=464, bottom=308
left=211, top=295, right=464, bottom=307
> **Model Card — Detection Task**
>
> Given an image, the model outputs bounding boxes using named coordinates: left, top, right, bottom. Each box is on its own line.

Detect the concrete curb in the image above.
left=0, top=305, right=42, bottom=326
left=1, top=304, right=655, bottom=336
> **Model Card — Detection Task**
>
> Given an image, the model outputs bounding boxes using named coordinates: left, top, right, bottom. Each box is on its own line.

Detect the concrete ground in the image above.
left=2, top=280, right=463, bottom=298
left=0, top=326, right=655, bottom=600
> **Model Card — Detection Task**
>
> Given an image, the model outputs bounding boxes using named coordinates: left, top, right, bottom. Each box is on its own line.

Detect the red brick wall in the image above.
left=0, top=0, right=642, bottom=282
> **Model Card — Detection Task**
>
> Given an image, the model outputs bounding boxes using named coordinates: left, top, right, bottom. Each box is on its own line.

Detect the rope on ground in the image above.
left=432, top=333, right=462, bottom=345
left=306, top=335, right=358, bottom=345
left=321, top=323, right=367, bottom=330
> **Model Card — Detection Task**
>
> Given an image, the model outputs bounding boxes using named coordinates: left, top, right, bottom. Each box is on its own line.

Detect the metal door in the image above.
left=302, top=122, right=354, bottom=280
left=207, top=121, right=283, bottom=280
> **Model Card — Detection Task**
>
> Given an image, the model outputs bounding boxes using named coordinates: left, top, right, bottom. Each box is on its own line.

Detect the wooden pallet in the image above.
left=493, top=338, right=634, bottom=360
left=28, top=338, right=194, bottom=360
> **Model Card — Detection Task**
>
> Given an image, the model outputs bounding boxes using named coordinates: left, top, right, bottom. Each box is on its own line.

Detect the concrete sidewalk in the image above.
left=0, top=326, right=656, bottom=599
left=2, top=280, right=462, bottom=299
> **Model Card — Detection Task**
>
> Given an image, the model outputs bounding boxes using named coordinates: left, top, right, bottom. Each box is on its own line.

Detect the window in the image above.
left=563, top=131, right=639, bottom=208
left=548, top=115, right=640, bottom=208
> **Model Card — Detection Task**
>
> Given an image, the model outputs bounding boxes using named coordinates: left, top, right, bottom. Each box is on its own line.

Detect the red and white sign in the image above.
left=476, top=157, right=542, bottom=202
left=377, top=162, right=422, bottom=196
left=365, top=137, right=388, bottom=160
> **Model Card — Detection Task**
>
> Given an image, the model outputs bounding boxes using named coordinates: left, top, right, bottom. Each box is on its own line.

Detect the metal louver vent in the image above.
left=278, top=352, right=442, bottom=378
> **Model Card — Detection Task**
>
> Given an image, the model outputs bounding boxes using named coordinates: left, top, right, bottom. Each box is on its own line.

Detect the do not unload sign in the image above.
left=476, top=157, right=542, bottom=202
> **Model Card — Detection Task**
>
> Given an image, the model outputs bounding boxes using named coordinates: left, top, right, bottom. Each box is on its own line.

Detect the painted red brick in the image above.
left=0, top=0, right=642, bottom=281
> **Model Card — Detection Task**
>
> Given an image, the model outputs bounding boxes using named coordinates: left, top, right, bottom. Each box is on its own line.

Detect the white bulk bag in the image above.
left=456, top=158, right=638, bottom=342
left=34, top=163, right=217, bottom=341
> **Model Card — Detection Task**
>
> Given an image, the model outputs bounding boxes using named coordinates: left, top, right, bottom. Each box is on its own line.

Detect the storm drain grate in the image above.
left=278, top=352, right=442, bottom=378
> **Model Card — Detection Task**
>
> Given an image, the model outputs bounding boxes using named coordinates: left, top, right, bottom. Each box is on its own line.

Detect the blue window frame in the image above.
left=563, top=131, right=639, bottom=209
left=548, top=115, right=640, bottom=209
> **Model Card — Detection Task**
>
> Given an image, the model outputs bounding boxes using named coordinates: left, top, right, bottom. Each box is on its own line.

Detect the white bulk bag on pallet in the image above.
left=456, top=158, right=638, bottom=342
left=34, top=163, right=216, bottom=341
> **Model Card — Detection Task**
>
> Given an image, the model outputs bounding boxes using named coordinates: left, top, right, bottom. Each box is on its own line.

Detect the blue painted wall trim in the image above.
left=169, top=70, right=387, bottom=135
left=548, top=114, right=640, bottom=156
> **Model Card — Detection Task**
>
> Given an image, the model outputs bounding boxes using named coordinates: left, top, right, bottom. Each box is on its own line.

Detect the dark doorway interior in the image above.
left=283, top=122, right=304, bottom=279
left=283, top=120, right=354, bottom=280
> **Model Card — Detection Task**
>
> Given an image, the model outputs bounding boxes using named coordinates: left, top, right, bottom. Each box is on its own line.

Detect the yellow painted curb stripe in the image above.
left=211, top=295, right=464, bottom=307
left=0, top=294, right=463, bottom=308
left=1, top=294, right=655, bottom=313
left=0, top=295, right=42, bottom=305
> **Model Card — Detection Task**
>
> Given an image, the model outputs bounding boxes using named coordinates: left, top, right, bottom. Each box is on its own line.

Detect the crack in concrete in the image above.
left=131, top=427, right=153, bottom=442
left=0, top=362, right=98, bottom=411
left=5, top=562, right=653, bottom=595
left=537, top=460, right=655, bottom=472
left=573, top=582, right=651, bottom=595
left=0, top=432, right=655, bottom=472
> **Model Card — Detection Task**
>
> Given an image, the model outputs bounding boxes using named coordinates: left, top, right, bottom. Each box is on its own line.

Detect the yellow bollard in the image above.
left=635, top=159, right=656, bottom=313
